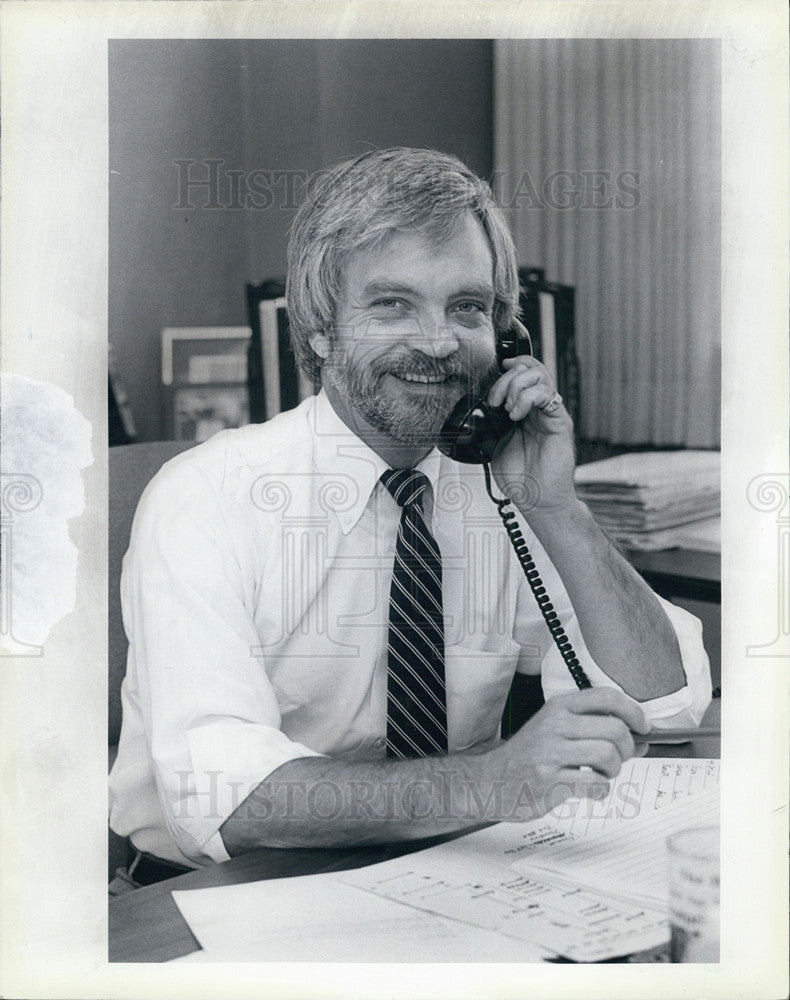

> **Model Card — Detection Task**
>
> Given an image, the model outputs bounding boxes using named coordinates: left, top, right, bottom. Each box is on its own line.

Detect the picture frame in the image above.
left=162, top=326, right=251, bottom=440
left=161, top=326, right=251, bottom=386
left=172, top=384, right=250, bottom=442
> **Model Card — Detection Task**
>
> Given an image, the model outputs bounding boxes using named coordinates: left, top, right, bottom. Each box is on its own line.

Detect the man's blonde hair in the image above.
left=286, top=147, right=520, bottom=386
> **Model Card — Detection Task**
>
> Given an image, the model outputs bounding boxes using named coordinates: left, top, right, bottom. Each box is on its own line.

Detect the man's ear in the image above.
left=309, top=330, right=331, bottom=360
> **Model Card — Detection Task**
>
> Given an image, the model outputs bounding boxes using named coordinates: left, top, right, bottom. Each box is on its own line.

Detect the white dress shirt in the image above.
left=109, top=390, right=711, bottom=866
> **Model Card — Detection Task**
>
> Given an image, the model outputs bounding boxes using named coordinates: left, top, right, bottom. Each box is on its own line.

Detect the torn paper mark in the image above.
left=1, top=373, right=93, bottom=655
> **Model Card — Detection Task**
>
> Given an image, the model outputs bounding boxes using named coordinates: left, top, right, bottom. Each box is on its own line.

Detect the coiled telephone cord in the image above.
left=483, top=462, right=592, bottom=691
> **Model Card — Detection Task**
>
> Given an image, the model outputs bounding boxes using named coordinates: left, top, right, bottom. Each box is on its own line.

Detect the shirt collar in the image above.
left=309, top=389, right=443, bottom=534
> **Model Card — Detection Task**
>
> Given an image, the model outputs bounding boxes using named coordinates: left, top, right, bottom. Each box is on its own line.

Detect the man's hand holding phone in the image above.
left=487, top=355, right=578, bottom=518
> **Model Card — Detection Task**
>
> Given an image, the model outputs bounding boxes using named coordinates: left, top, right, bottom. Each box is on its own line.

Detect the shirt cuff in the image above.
left=183, top=721, right=325, bottom=864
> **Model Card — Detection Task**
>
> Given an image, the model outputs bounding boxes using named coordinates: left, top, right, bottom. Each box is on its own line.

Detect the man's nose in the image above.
left=410, top=315, right=459, bottom=359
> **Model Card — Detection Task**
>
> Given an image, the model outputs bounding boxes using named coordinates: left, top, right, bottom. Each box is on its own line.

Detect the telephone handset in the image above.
left=436, top=321, right=527, bottom=465
left=437, top=319, right=592, bottom=692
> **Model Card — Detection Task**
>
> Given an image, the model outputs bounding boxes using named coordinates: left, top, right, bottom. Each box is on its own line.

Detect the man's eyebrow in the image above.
left=452, top=283, right=496, bottom=301
left=361, top=281, right=422, bottom=299
left=361, top=281, right=496, bottom=301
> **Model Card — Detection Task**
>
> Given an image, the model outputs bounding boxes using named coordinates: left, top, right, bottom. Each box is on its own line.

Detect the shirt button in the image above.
left=372, top=737, right=386, bottom=751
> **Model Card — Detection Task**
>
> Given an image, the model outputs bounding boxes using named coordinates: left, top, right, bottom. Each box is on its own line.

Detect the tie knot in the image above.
left=381, top=469, right=430, bottom=508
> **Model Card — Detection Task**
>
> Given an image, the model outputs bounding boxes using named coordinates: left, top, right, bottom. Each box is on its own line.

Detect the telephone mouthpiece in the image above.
left=437, top=397, right=514, bottom=464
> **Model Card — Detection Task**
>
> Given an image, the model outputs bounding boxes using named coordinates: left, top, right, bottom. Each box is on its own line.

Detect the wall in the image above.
left=109, top=40, right=493, bottom=442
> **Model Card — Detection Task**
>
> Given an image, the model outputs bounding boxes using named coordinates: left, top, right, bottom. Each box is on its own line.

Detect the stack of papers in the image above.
left=574, top=450, right=721, bottom=551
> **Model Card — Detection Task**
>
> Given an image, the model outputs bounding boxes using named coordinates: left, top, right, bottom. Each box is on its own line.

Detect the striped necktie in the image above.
left=380, top=469, right=448, bottom=759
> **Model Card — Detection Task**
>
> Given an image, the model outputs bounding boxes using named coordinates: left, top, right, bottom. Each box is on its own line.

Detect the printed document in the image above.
left=172, top=758, right=719, bottom=963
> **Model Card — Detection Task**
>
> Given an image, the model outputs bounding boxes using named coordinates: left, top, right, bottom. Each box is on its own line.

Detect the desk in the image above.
left=625, top=547, right=720, bottom=604
left=109, top=700, right=720, bottom=963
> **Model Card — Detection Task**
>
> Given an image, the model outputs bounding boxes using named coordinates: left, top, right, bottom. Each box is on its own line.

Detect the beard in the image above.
left=321, top=342, right=498, bottom=447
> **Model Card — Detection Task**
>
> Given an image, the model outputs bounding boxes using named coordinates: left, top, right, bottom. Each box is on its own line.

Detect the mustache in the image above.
left=371, top=354, right=466, bottom=382
left=376, top=358, right=502, bottom=399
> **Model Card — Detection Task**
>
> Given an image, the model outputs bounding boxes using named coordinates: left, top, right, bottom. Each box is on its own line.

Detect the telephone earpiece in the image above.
left=495, top=317, right=532, bottom=368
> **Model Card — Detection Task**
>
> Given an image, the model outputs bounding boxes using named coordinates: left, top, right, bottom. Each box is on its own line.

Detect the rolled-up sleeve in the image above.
left=512, top=529, right=712, bottom=728
left=120, top=459, right=322, bottom=865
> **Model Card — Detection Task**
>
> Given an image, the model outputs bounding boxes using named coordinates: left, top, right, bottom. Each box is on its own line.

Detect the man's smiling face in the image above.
left=312, top=212, right=499, bottom=461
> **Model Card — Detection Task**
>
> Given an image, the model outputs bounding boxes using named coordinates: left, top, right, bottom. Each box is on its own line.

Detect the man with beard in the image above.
left=110, top=148, right=711, bottom=873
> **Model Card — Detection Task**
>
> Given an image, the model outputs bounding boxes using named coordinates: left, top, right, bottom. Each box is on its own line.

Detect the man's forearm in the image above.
left=526, top=497, right=686, bottom=701
left=219, top=752, right=500, bottom=853
left=218, top=687, right=651, bottom=855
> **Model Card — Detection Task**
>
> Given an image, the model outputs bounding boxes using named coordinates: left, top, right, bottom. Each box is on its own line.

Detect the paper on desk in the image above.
left=341, top=834, right=670, bottom=963
left=594, top=517, right=721, bottom=552
left=172, top=760, right=718, bottom=964
left=340, top=758, right=719, bottom=963
left=574, top=450, right=720, bottom=496
left=512, top=787, right=720, bottom=910
left=499, top=757, right=719, bottom=853
left=172, top=869, right=551, bottom=962
left=670, top=515, right=721, bottom=553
